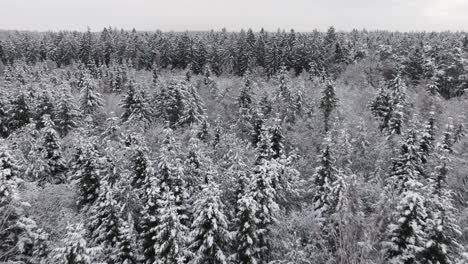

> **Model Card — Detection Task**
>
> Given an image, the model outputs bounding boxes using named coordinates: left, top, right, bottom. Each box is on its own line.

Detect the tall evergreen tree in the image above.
left=319, top=81, right=339, bottom=132
left=387, top=129, right=424, bottom=193
left=7, top=93, right=32, bottom=132
left=37, top=115, right=67, bottom=186
left=77, top=145, right=101, bottom=208
left=310, top=138, right=340, bottom=215
left=153, top=191, right=190, bottom=264
left=189, top=182, right=230, bottom=264
left=422, top=154, right=463, bottom=264
left=120, top=82, right=152, bottom=126
left=130, top=146, right=150, bottom=190
left=88, top=185, right=121, bottom=248
left=79, top=74, right=104, bottom=116
left=35, top=91, right=55, bottom=130
left=53, top=223, right=100, bottom=264
left=419, top=112, right=436, bottom=164
left=384, top=186, right=429, bottom=264
left=55, top=90, right=80, bottom=137
left=232, top=194, right=259, bottom=264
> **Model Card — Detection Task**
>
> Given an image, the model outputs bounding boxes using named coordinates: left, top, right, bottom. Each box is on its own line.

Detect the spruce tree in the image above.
left=419, top=112, right=436, bottom=164
left=0, top=162, right=21, bottom=260
left=232, top=194, right=260, bottom=264
left=35, top=91, right=56, bottom=130
left=53, top=223, right=100, bottom=264
left=37, top=115, right=67, bottom=186
left=0, top=98, right=9, bottom=138
left=79, top=74, right=104, bottom=116
left=319, top=81, right=339, bottom=132
left=153, top=191, right=190, bottom=264
left=130, top=146, right=150, bottom=190
left=189, top=182, right=230, bottom=264
left=250, top=159, right=278, bottom=262
left=77, top=145, right=101, bottom=208
left=369, top=86, right=393, bottom=131
left=440, top=119, right=455, bottom=154
left=139, top=179, right=159, bottom=264
left=140, top=128, right=189, bottom=264
left=238, top=74, right=254, bottom=115
left=55, top=90, right=80, bottom=137
left=406, top=47, right=424, bottom=84
left=387, top=129, right=424, bottom=193
left=370, top=70, right=407, bottom=135
left=422, top=154, right=463, bottom=264
left=270, top=118, right=285, bottom=160
left=177, top=82, right=206, bottom=127
left=387, top=71, right=407, bottom=135
left=88, top=185, right=121, bottom=248
left=0, top=148, right=19, bottom=180
left=7, top=93, right=32, bottom=132
left=310, top=138, right=339, bottom=215
left=115, top=220, right=137, bottom=264
left=384, top=186, right=428, bottom=264
left=120, top=82, right=152, bottom=126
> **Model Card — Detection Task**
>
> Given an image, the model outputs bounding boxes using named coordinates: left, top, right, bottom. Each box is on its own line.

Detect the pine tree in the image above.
left=115, top=220, right=137, bottom=264
left=440, top=119, right=455, bottom=154
left=255, top=124, right=273, bottom=164
left=152, top=63, right=160, bottom=85
left=370, top=70, right=407, bottom=135
left=155, top=80, right=205, bottom=128
left=419, top=112, right=436, bottom=164
left=7, top=93, right=32, bottom=132
left=153, top=191, right=190, bottom=264
left=79, top=74, right=104, bottom=116
left=130, top=146, right=150, bottom=190
left=422, top=154, right=463, bottom=264
left=232, top=194, right=259, bottom=264
left=88, top=185, right=121, bottom=247
left=0, top=98, right=9, bottom=138
left=387, top=71, right=407, bottom=135
left=53, top=223, right=100, bottom=264
left=120, top=82, right=152, bottom=126
left=238, top=74, right=254, bottom=114
left=384, top=186, right=428, bottom=264
left=250, top=159, right=279, bottom=262
left=0, top=162, right=21, bottom=259
left=0, top=148, right=19, bottom=180
left=77, top=145, right=101, bottom=208
left=387, top=129, right=424, bottom=193
left=37, top=115, right=67, bottom=186
left=258, top=95, right=272, bottom=119
left=139, top=180, right=159, bottom=264
left=177, top=82, right=206, bottom=127
left=140, top=128, right=189, bottom=264
left=189, top=182, right=230, bottom=264
left=35, top=91, right=56, bottom=130
left=270, top=118, right=285, bottom=160
left=319, top=81, right=339, bottom=132
left=310, top=138, right=339, bottom=215
left=406, top=47, right=424, bottom=84
left=55, top=90, right=80, bottom=137
left=370, top=87, right=393, bottom=131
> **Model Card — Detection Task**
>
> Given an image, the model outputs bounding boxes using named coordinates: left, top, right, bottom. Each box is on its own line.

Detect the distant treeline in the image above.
left=1, top=27, right=467, bottom=98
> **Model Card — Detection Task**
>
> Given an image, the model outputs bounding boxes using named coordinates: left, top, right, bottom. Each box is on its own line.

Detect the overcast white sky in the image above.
left=0, top=0, right=467, bottom=32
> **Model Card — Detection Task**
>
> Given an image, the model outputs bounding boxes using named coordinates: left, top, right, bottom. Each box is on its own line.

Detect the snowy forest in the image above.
left=0, top=26, right=468, bottom=264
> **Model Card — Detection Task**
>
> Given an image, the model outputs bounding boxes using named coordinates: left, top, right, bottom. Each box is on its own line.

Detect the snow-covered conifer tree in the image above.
left=319, top=81, right=339, bottom=132
left=189, top=182, right=230, bottom=264
left=79, top=74, right=104, bottom=115
left=232, top=194, right=259, bottom=264
left=53, top=223, right=101, bottom=264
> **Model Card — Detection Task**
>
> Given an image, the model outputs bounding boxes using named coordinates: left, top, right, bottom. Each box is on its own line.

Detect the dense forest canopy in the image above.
left=0, top=26, right=467, bottom=264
